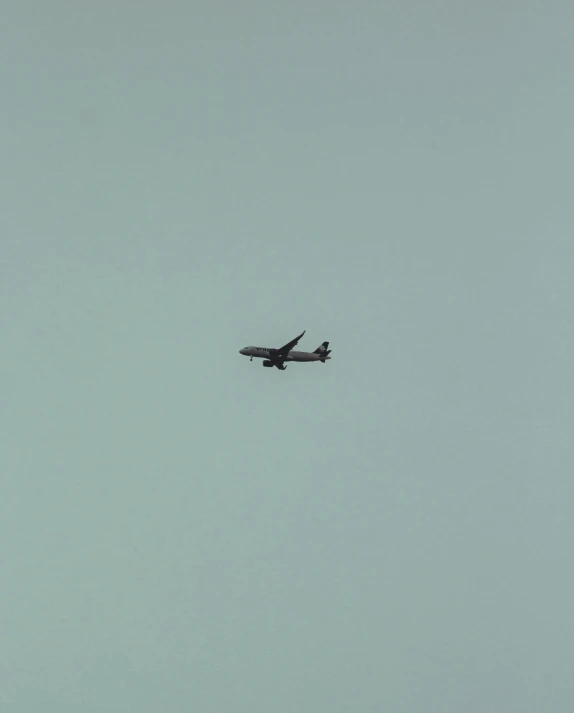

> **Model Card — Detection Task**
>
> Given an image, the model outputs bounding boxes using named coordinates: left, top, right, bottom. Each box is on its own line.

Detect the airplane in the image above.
left=239, top=330, right=331, bottom=370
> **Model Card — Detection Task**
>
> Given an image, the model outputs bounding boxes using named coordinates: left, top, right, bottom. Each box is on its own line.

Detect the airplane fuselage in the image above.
left=239, top=347, right=329, bottom=362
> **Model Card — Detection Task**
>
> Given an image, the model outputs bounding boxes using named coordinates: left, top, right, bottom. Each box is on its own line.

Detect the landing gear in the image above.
left=250, top=356, right=253, bottom=361
left=263, top=360, right=287, bottom=370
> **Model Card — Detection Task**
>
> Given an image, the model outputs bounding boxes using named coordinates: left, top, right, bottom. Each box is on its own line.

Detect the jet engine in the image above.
left=262, top=360, right=274, bottom=367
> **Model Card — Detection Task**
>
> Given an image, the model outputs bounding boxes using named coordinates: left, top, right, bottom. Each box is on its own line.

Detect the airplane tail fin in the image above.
left=314, top=342, right=331, bottom=362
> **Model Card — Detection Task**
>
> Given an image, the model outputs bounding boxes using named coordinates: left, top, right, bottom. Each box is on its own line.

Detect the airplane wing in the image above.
left=268, top=330, right=306, bottom=367
left=277, top=330, right=305, bottom=357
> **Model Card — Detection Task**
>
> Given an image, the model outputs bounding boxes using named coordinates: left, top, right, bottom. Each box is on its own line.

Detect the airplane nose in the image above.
left=239, top=348, right=246, bottom=355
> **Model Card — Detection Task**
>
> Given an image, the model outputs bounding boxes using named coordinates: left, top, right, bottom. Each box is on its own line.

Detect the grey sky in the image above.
left=2, top=2, right=573, bottom=711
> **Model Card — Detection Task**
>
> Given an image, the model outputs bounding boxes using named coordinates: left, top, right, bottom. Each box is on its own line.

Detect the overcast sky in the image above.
left=2, top=2, right=573, bottom=711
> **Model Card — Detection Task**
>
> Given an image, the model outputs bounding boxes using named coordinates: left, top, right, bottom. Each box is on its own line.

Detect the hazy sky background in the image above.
left=2, top=2, right=573, bottom=711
